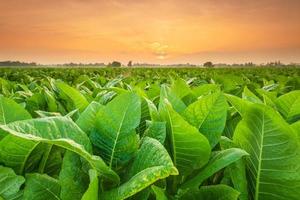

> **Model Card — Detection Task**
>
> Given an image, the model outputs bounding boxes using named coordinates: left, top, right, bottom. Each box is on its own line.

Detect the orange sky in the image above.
left=0, top=0, right=300, bottom=64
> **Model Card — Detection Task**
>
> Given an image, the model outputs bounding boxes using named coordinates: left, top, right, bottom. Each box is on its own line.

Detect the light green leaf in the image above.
left=233, top=104, right=300, bottom=200
left=0, top=96, right=31, bottom=125
left=81, top=169, right=99, bottom=200
left=0, top=117, right=118, bottom=183
left=90, top=92, right=141, bottom=169
left=59, top=151, right=89, bottom=200
left=170, top=78, right=192, bottom=99
left=144, top=120, right=166, bottom=144
left=275, top=90, right=300, bottom=123
left=179, top=185, right=240, bottom=200
left=55, top=81, right=89, bottom=112
left=76, top=101, right=103, bottom=135
left=183, top=92, right=228, bottom=147
left=159, top=85, right=186, bottom=114
left=101, top=137, right=178, bottom=200
left=242, top=86, right=262, bottom=104
left=225, top=94, right=251, bottom=117
left=0, top=166, right=25, bottom=199
left=160, top=100, right=211, bottom=176
left=181, top=148, right=248, bottom=190
left=23, top=174, right=60, bottom=200
left=220, top=137, right=249, bottom=200
left=151, top=185, right=168, bottom=200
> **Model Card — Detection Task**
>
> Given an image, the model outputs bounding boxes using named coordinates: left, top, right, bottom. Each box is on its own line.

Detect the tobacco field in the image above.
left=0, top=67, right=299, bottom=200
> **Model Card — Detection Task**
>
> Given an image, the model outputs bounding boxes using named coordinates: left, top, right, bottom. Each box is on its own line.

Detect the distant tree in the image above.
left=127, top=61, right=132, bottom=67
left=107, top=61, right=121, bottom=67
left=203, top=61, right=214, bottom=68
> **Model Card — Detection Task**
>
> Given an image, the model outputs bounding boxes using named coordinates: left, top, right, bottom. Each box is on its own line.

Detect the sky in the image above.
left=0, top=0, right=300, bottom=64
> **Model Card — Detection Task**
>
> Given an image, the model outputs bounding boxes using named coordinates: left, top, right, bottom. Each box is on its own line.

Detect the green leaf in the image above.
left=220, top=137, right=249, bottom=200
left=144, top=120, right=166, bottom=144
left=151, top=185, right=168, bottom=200
left=225, top=94, right=251, bottom=117
left=170, top=78, right=192, bottom=99
left=179, top=185, right=240, bottom=200
left=0, top=136, right=38, bottom=174
left=0, top=166, right=25, bottom=199
left=76, top=101, right=103, bottom=135
left=0, top=96, right=31, bottom=125
left=81, top=169, right=99, bottom=200
left=183, top=92, right=228, bottom=147
left=159, top=85, right=186, bottom=114
left=275, top=90, right=300, bottom=123
left=55, top=81, right=89, bottom=112
left=0, top=117, right=118, bottom=183
left=90, top=92, right=141, bottom=169
left=59, top=151, right=89, bottom=200
left=23, top=174, right=60, bottom=200
left=233, top=104, right=300, bottom=200
left=192, top=84, right=220, bottom=97
left=160, top=100, right=211, bottom=176
left=100, top=137, right=178, bottom=200
left=181, top=148, right=248, bottom=190
left=242, top=86, right=262, bottom=104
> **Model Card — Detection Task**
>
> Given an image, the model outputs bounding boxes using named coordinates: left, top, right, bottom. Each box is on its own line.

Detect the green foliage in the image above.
left=0, top=67, right=299, bottom=199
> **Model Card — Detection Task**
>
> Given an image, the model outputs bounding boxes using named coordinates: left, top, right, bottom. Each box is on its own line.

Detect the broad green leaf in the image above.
left=225, top=94, right=251, bottom=117
left=59, top=151, right=89, bottom=200
left=291, top=121, right=300, bottom=139
left=181, top=148, right=248, bottom=190
left=23, top=174, right=60, bottom=200
left=0, top=96, right=31, bottom=125
left=159, top=85, right=186, bottom=114
left=0, top=166, right=25, bottom=199
left=90, top=92, right=141, bottom=169
left=233, top=104, right=300, bottom=200
left=81, top=169, right=99, bottom=200
left=220, top=137, right=249, bottom=200
left=144, top=120, right=166, bottom=144
left=242, top=86, right=262, bottom=104
left=192, top=84, right=220, bottom=97
left=137, top=97, right=153, bottom=135
left=183, top=92, right=228, bottom=147
left=151, top=185, right=168, bottom=200
left=170, top=78, right=191, bottom=99
left=0, top=117, right=118, bottom=183
left=55, top=81, right=89, bottom=112
left=179, top=185, right=240, bottom=200
left=76, top=101, right=103, bottom=135
left=275, top=90, right=300, bottom=123
left=160, top=100, right=211, bottom=176
left=101, top=137, right=178, bottom=200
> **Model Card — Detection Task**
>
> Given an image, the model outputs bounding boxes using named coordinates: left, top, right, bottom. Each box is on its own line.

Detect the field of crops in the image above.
left=0, top=67, right=299, bottom=200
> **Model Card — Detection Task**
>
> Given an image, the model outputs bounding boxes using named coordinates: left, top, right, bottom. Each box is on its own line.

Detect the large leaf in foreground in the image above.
left=101, top=137, right=178, bottom=200
left=275, top=90, right=300, bottom=123
left=23, top=174, right=60, bottom=200
left=183, top=92, right=228, bottom=147
left=0, top=166, right=25, bottom=199
left=234, top=104, right=300, bottom=200
left=160, top=101, right=211, bottom=176
left=0, top=117, right=118, bottom=183
left=90, top=92, right=141, bottom=169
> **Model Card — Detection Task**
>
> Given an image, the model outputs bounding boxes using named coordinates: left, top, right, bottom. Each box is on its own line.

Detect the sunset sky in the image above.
left=0, top=0, right=300, bottom=64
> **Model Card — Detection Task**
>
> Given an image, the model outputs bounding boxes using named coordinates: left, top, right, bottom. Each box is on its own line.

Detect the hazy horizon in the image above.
left=1, top=0, right=300, bottom=64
